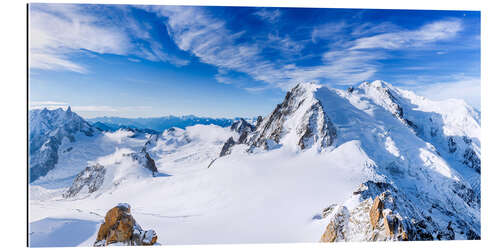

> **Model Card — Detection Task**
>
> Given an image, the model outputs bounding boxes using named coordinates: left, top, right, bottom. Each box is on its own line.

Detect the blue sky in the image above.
left=29, top=4, right=480, bottom=118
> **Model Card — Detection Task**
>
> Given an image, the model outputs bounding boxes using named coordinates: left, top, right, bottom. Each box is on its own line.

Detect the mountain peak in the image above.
left=292, top=81, right=321, bottom=94
left=66, top=106, right=72, bottom=113
left=358, top=80, right=393, bottom=90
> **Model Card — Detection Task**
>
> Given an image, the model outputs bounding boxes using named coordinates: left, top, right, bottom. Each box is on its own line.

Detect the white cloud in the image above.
left=72, top=106, right=118, bottom=112
left=311, top=21, right=347, bottom=43
left=406, top=76, right=480, bottom=110
left=29, top=101, right=68, bottom=110
left=214, top=74, right=233, bottom=85
left=143, top=7, right=469, bottom=91
left=29, top=5, right=130, bottom=73
left=127, top=58, right=141, bottom=63
left=350, top=22, right=401, bottom=37
left=29, top=4, right=189, bottom=73
left=351, top=19, right=462, bottom=50
left=254, top=8, right=281, bottom=23
left=146, top=6, right=382, bottom=89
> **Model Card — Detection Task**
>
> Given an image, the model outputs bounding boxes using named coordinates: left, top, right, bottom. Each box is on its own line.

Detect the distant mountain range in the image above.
left=87, top=115, right=253, bottom=132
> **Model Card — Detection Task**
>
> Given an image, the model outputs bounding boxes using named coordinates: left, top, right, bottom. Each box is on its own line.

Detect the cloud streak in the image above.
left=143, top=7, right=467, bottom=90
left=145, top=6, right=386, bottom=89
left=29, top=4, right=189, bottom=73
left=350, top=19, right=462, bottom=50
left=406, top=75, right=480, bottom=110
left=254, top=8, right=281, bottom=23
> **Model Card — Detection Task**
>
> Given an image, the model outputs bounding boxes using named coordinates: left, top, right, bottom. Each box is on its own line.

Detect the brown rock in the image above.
left=319, top=206, right=349, bottom=242
left=94, top=203, right=159, bottom=246
left=401, top=231, right=409, bottom=241
left=320, top=220, right=338, bottom=242
left=383, top=213, right=395, bottom=237
left=369, top=196, right=384, bottom=228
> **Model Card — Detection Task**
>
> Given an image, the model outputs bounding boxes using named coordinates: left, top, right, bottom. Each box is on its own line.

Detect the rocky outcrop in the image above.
left=320, top=206, right=349, bottom=242
left=63, top=164, right=106, bottom=198
left=230, top=118, right=255, bottom=135
left=463, top=148, right=481, bottom=173
left=94, top=203, right=158, bottom=246
left=320, top=185, right=417, bottom=242
left=219, top=137, right=236, bottom=157
left=128, top=148, right=159, bottom=176
left=297, top=102, right=336, bottom=150
left=319, top=180, right=481, bottom=242
left=218, top=118, right=256, bottom=157
left=255, top=116, right=263, bottom=128
left=369, top=196, right=383, bottom=228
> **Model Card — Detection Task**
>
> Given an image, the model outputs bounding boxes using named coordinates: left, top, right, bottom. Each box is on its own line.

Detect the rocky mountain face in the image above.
left=218, top=83, right=338, bottom=156
left=94, top=203, right=158, bottom=246
left=218, top=118, right=256, bottom=157
left=245, top=83, right=337, bottom=150
left=63, top=164, right=106, bottom=198
left=29, top=107, right=96, bottom=182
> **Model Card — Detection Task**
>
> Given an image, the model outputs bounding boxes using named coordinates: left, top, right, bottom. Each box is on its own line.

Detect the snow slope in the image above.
left=28, top=81, right=481, bottom=245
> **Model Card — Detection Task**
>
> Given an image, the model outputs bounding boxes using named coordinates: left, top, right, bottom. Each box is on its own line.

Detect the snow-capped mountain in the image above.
left=29, top=107, right=96, bottom=182
left=28, top=81, right=481, bottom=246
left=29, top=107, right=160, bottom=185
left=216, top=81, right=480, bottom=240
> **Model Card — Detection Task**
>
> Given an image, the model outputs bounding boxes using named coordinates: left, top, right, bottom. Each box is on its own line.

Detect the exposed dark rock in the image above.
left=129, top=149, right=159, bottom=176
left=63, top=164, right=106, bottom=198
left=255, top=116, right=263, bottom=128
left=463, top=148, right=481, bottom=173
left=448, top=137, right=457, bottom=153
left=220, top=137, right=236, bottom=157
left=451, top=182, right=480, bottom=209
left=230, top=118, right=255, bottom=134
left=237, top=130, right=249, bottom=144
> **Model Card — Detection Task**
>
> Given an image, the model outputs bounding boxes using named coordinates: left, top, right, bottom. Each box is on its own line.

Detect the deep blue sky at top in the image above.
left=29, top=4, right=480, bottom=118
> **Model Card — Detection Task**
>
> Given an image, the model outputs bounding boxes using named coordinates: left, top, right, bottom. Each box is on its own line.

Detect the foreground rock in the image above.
left=319, top=181, right=479, bottom=242
left=94, top=203, right=158, bottom=246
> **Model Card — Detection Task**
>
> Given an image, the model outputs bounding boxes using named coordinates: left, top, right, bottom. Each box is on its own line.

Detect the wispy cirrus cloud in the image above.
left=254, top=8, right=281, bottom=23
left=405, top=75, right=480, bottom=110
left=29, top=4, right=130, bottom=73
left=144, top=6, right=384, bottom=89
left=311, top=21, right=347, bottom=43
left=29, top=4, right=189, bottom=73
left=142, top=7, right=470, bottom=91
left=350, top=19, right=462, bottom=50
